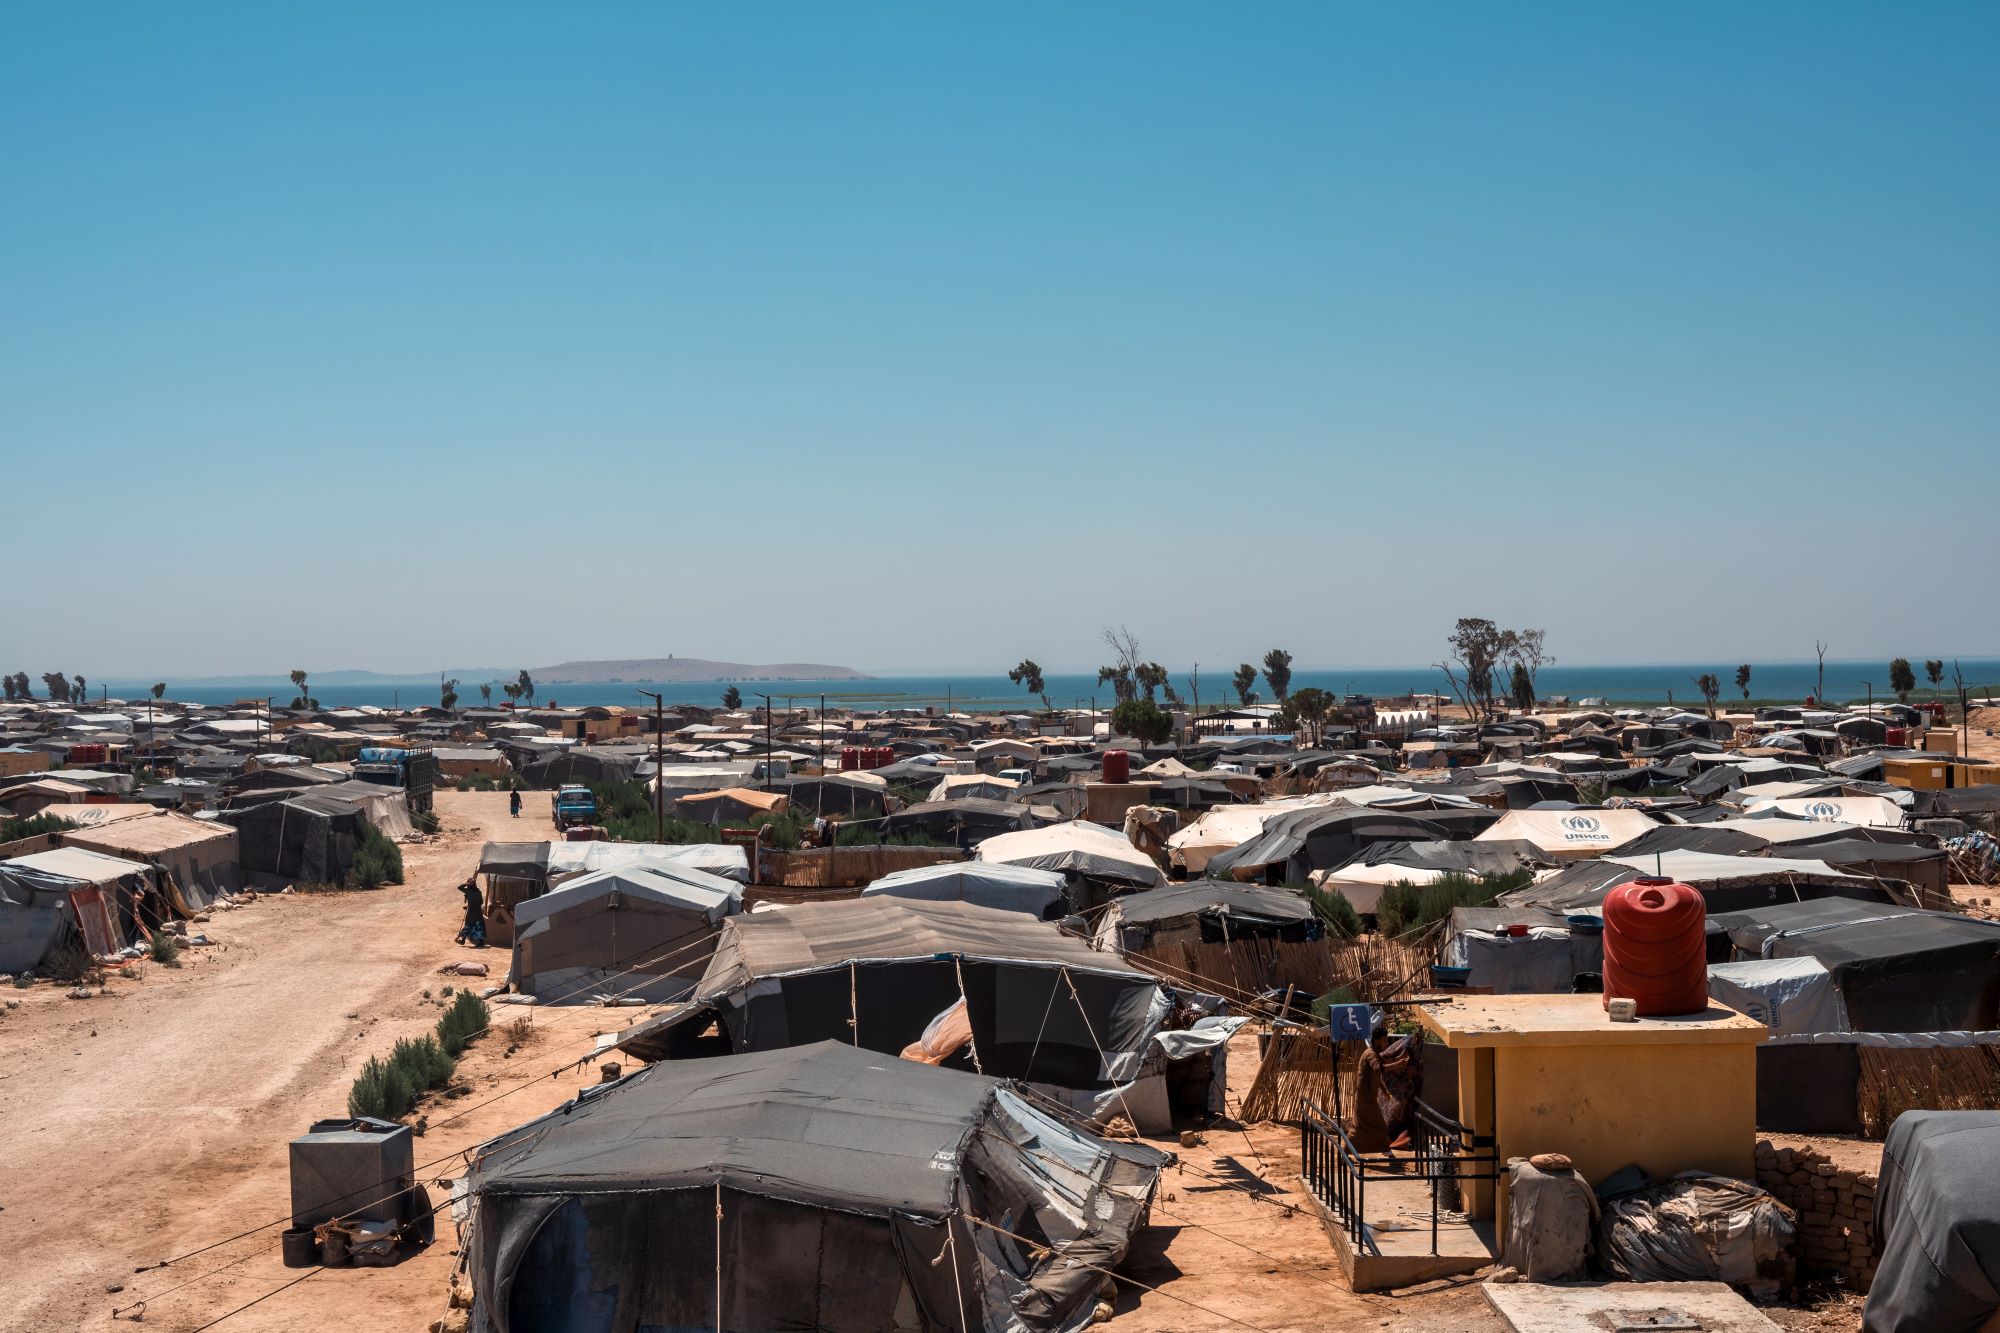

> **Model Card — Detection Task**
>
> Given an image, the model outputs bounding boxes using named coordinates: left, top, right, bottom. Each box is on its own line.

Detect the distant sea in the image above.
left=90, top=660, right=2000, bottom=712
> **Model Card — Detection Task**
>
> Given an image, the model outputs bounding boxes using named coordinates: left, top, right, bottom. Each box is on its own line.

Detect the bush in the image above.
left=43, top=941, right=100, bottom=984
left=0, top=812, right=79, bottom=843
left=411, top=808, right=440, bottom=835
left=391, top=1035, right=454, bottom=1091
left=348, top=1054, right=419, bottom=1120
left=149, top=931, right=183, bottom=967
left=1303, top=885, right=1363, bottom=939
left=436, top=990, right=490, bottom=1056
left=1374, top=870, right=1535, bottom=940
left=348, top=822, right=404, bottom=889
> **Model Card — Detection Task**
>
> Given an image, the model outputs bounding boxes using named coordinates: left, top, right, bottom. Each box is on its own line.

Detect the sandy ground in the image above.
left=0, top=788, right=1871, bottom=1333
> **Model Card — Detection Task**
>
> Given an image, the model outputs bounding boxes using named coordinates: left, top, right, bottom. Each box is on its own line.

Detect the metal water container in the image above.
left=289, top=1116, right=415, bottom=1230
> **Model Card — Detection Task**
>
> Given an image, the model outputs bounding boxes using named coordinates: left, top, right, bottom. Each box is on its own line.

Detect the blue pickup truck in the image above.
left=552, top=784, right=598, bottom=831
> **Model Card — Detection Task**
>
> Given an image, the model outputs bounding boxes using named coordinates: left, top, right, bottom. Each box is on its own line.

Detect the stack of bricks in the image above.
left=1754, top=1138, right=1879, bottom=1290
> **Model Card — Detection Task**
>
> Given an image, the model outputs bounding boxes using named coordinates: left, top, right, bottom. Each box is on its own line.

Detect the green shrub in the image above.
left=348, top=1054, right=417, bottom=1120
left=436, top=990, right=490, bottom=1056
left=148, top=931, right=183, bottom=967
left=1373, top=870, right=1535, bottom=940
left=348, top=821, right=404, bottom=889
left=0, top=812, right=78, bottom=843
left=391, top=1035, right=454, bottom=1090
left=411, top=808, right=440, bottom=834
left=1303, top=885, right=1363, bottom=939
left=43, top=941, right=100, bottom=984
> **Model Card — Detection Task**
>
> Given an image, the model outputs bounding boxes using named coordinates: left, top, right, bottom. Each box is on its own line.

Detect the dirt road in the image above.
left=0, top=791, right=559, bottom=1333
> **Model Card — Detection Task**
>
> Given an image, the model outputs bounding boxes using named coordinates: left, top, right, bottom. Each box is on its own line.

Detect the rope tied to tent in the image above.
left=951, top=955, right=984, bottom=1075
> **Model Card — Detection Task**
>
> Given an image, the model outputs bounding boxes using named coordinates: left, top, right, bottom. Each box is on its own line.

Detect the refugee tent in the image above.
left=975, top=820, right=1167, bottom=890
left=0, top=846, right=151, bottom=970
left=1706, top=957, right=1847, bottom=1036
left=518, top=749, right=641, bottom=789
left=466, top=1041, right=1166, bottom=1333
left=511, top=865, right=742, bottom=1004
left=1093, top=881, right=1321, bottom=952
left=1205, top=807, right=1453, bottom=883
left=1865, top=1110, right=2000, bottom=1333
left=928, top=772, right=1020, bottom=803
left=62, top=812, right=240, bottom=910
left=1741, top=795, right=1907, bottom=828
left=770, top=774, right=887, bottom=818
left=860, top=861, right=1069, bottom=918
left=1439, top=906, right=1601, bottom=994
left=1474, top=807, right=1657, bottom=860
left=218, top=793, right=366, bottom=885
left=878, top=798, right=1044, bottom=847
left=637, top=897, right=1169, bottom=1093
left=672, top=786, right=788, bottom=825
left=1713, top=900, right=2000, bottom=1031
left=1309, top=860, right=1459, bottom=914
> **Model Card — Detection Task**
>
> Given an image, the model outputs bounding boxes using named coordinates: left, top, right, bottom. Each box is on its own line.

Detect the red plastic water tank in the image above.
left=1102, top=749, right=1131, bottom=783
left=1885, top=726, right=1908, bottom=746
left=1601, top=878, right=1708, bottom=1017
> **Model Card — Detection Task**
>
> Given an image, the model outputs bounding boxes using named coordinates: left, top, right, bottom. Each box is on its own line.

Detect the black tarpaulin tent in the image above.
left=636, top=897, right=1168, bottom=1092
left=1719, top=901, right=2000, bottom=1032
left=467, top=1042, right=1167, bottom=1333
left=218, top=793, right=365, bottom=885
left=1865, top=1110, right=2000, bottom=1333
left=877, top=797, right=1045, bottom=847
left=1205, top=807, right=1453, bottom=884
left=517, top=749, right=641, bottom=790
left=1093, top=880, right=1322, bottom=951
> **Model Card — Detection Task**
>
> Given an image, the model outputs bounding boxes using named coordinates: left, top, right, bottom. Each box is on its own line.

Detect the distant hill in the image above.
left=531, top=657, right=871, bottom=684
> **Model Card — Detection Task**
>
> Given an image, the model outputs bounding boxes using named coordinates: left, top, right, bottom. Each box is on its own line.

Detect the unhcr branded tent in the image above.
left=861, top=861, right=1069, bottom=918
left=627, top=898, right=1169, bottom=1094
left=467, top=1042, right=1167, bottom=1333
left=511, top=865, right=742, bottom=1004
left=975, top=820, right=1166, bottom=890
left=1474, top=807, right=1657, bottom=860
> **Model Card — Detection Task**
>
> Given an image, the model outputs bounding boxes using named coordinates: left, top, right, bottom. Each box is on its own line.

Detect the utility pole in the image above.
left=637, top=689, right=665, bottom=843
left=755, top=693, right=774, bottom=790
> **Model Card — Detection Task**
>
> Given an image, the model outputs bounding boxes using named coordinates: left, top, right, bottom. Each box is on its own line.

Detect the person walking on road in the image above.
left=455, top=877, right=486, bottom=947
left=509, top=787, right=522, bottom=818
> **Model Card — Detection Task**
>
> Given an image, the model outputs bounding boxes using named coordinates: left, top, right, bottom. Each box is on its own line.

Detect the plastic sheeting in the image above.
left=1866, top=1110, right=2000, bottom=1333
left=1597, top=1170, right=1796, bottom=1299
left=1707, top=957, right=1848, bottom=1036
left=861, top=862, right=1068, bottom=918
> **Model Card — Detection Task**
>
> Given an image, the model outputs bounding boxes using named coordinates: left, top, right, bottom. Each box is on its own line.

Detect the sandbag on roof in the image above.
left=466, top=1042, right=1167, bottom=1333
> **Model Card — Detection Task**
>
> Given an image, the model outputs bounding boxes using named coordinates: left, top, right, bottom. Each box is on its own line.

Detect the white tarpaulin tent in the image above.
left=1167, top=797, right=1340, bottom=875
left=861, top=862, right=1068, bottom=918
left=1475, top=808, right=1657, bottom=860
left=1742, top=796, right=1906, bottom=828
left=545, top=841, right=752, bottom=886
left=1605, top=849, right=1870, bottom=887
left=975, top=820, right=1165, bottom=889
left=927, top=773, right=1021, bottom=803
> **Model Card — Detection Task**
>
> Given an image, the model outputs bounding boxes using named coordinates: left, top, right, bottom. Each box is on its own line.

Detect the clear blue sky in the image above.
left=4, top=3, right=1995, bottom=677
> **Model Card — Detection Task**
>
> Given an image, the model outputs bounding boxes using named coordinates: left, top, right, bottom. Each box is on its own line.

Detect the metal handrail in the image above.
left=1300, top=1095, right=1501, bottom=1258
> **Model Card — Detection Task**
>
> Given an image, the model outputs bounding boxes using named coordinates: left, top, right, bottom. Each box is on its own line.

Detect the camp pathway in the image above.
left=0, top=790, right=549, bottom=1333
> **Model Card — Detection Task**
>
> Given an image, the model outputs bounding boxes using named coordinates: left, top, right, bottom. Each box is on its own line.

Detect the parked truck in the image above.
left=350, top=745, right=438, bottom=814
left=553, top=784, right=598, bottom=831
